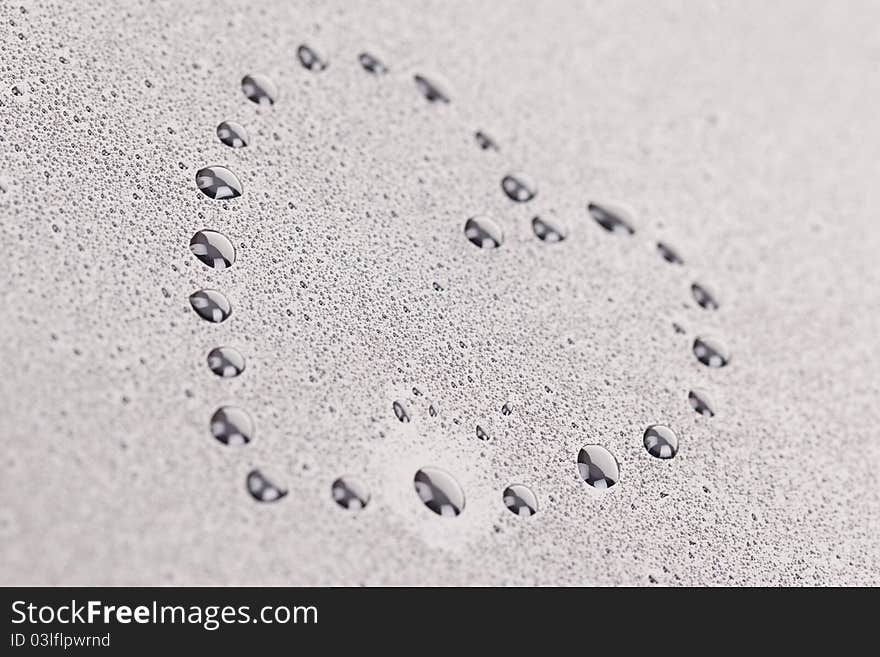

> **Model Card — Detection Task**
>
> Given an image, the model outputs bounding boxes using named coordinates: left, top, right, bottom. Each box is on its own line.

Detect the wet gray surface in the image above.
left=1, top=0, right=879, bottom=585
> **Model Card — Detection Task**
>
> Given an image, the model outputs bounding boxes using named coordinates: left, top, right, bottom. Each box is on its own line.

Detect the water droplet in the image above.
left=358, top=52, right=387, bottom=74
left=464, top=216, right=504, bottom=249
left=331, top=476, right=370, bottom=510
left=297, top=44, right=327, bottom=72
left=195, top=166, right=243, bottom=200
left=210, top=406, right=253, bottom=446
left=503, top=484, right=538, bottom=517
left=501, top=173, right=536, bottom=203
left=688, top=389, right=716, bottom=417
left=691, top=283, right=720, bottom=310
left=392, top=400, right=410, bottom=423
left=216, top=121, right=249, bottom=148
left=475, top=130, right=498, bottom=151
left=190, top=230, right=236, bottom=269
left=577, top=445, right=619, bottom=489
left=246, top=469, right=287, bottom=502
left=693, top=336, right=730, bottom=368
left=588, top=202, right=635, bottom=235
left=428, top=402, right=439, bottom=417
left=643, top=425, right=678, bottom=459
left=476, top=425, right=490, bottom=441
left=501, top=401, right=514, bottom=416
left=207, top=346, right=245, bottom=378
left=414, top=74, right=450, bottom=103
left=414, top=467, right=465, bottom=517
left=657, top=242, right=683, bottom=264
left=189, top=289, right=232, bottom=323
left=532, top=216, right=567, bottom=243
left=241, top=73, right=277, bottom=105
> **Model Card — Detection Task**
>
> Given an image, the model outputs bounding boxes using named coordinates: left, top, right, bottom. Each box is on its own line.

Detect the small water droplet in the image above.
left=464, top=216, right=504, bottom=249
left=216, top=121, right=249, bottom=148
left=476, top=425, right=490, bottom=441
left=414, top=467, right=465, bottom=517
left=501, top=173, right=536, bottom=203
left=210, top=406, right=253, bottom=446
left=475, top=130, right=498, bottom=151
left=693, top=336, right=730, bottom=368
left=392, top=400, right=410, bottom=423
left=297, top=44, right=327, bottom=72
left=189, top=289, right=232, bottom=323
left=414, top=74, right=450, bottom=103
left=532, top=215, right=567, bottom=242
left=688, top=389, right=716, bottom=417
left=332, top=476, right=370, bottom=510
left=501, top=401, right=514, bottom=416
left=241, top=73, right=277, bottom=105
left=691, top=283, right=720, bottom=310
left=503, top=484, right=538, bottom=517
left=247, top=469, right=287, bottom=502
left=643, top=425, right=678, bottom=459
left=672, top=322, right=686, bottom=334
left=358, top=52, right=387, bottom=74
left=207, top=346, right=245, bottom=378
left=588, top=202, right=635, bottom=235
left=657, top=242, right=683, bottom=264
left=577, top=445, right=619, bottom=489
left=196, top=165, right=243, bottom=200
left=190, top=230, right=236, bottom=269
left=428, top=402, right=439, bottom=417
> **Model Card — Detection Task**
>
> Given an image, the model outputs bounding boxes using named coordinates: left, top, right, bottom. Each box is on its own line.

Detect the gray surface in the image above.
left=1, top=0, right=879, bottom=585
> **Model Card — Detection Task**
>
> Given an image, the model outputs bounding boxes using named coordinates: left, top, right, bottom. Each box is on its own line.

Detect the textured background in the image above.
left=1, top=0, right=878, bottom=585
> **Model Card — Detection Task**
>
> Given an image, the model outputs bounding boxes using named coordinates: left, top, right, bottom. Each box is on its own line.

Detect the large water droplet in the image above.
left=331, top=476, right=370, bottom=510
left=189, top=289, right=232, bottom=323
left=189, top=230, right=236, bottom=269
left=241, top=74, right=277, bottom=105
left=414, top=74, right=450, bottom=103
left=210, top=406, right=253, bottom=446
left=688, top=389, right=716, bottom=417
left=476, top=425, right=490, bottom=441
left=657, top=242, right=683, bottom=264
left=475, top=130, right=498, bottom=151
left=464, top=216, right=503, bottom=249
left=589, top=202, right=635, bottom=235
left=503, top=484, right=538, bottom=517
left=196, top=166, right=243, bottom=200
left=298, top=44, right=327, bottom=72
left=577, top=445, right=619, bottom=489
left=414, top=467, right=465, bottom=517
left=392, top=400, right=410, bottom=423
left=532, top=215, right=567, bottom=243
left=216, top=121, right=249, bottom=148
left=358, top=52, right=387, bottom=74
left=643, top=425, right=678, bottom=459
left=691, top=283, right=720, bottom=310
left=247, top=469, right=287, bottom=502
left=501, top=173, right=536, bottom=203
left=207, top=346, right=245, bottom=378
left=693, top=336, right=730, bottom=368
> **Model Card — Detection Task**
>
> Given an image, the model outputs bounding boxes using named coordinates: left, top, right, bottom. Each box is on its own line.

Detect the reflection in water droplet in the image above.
left=414, top=467, right=465, bottom=517
left=358, top=52, right=387, bottom=74
left=689, top=389, right=716, bottom=417
left=588, top=202, right=635, bottom=235
left=693, top=336, right=730, bottom=368
left=476, top=425, right=490, bottom=441
left=643, top=425, right=679, bottom=459
left=392, top=400, right=410, bottom=423
left=216, top=121, right=249, bottom=148
left=691, top=283, right=720, bottom=310
left=414, top=75, right=450, bottom=103
left=503, top=484, right=538, bottom=517
left=247, top=469, right=287, bottom=502
left=332, top=476, right=370, bottom=510
left=464, top=216, right=503, bottom=249
left=501, top=173, right=536, bottom=203
left=532, top=216, right=567, bottom=243
left=196, top=166, right=243, bottom=200
left=241, top=74, right=277, bottom=105
left=475, top=131, right=498, bottom=151
left=657, top=242, right=683, bottom=264
left=577, top=445, right=619, bottom=489
left=190, top=230, right=236, bottom=269
left=189, top=289, right=232, bottom=323
left=210, top=406, right=253, bottom=446
left=298, top=44, right=327, bottom=72
left=207, top=346, right=245, bottom=378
